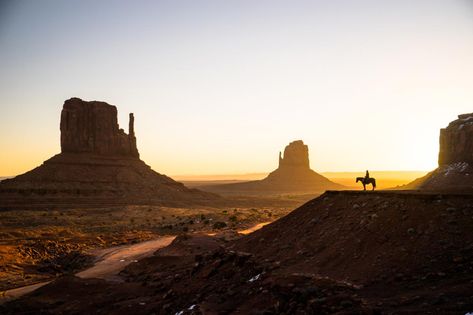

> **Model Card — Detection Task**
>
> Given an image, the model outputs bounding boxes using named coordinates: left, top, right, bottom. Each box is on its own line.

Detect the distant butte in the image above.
left=402, top=113, right=473, bottom=191
left=201, top=140, right=344, bottom=195
left=0, top=98, right=218, bottom=209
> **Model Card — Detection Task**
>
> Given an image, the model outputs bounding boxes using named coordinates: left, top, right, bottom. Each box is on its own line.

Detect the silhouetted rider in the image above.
left=365, top=170, right=370, bottom=181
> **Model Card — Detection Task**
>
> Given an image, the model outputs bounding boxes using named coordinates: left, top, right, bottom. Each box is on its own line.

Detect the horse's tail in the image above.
left=372, top=178, right=376, bottom=188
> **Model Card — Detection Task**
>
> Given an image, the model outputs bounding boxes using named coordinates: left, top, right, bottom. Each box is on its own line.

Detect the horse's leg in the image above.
left=363, top=184, right=366, bottom=191
left=372, top=184, right=375, bottom=191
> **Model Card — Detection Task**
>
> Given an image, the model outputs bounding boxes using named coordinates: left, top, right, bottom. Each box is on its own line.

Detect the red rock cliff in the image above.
left=278, top=140, right=310, bottom=169
left=438, top=113, right=473, bottom=166
left=60, top=98, right=139, bottom=158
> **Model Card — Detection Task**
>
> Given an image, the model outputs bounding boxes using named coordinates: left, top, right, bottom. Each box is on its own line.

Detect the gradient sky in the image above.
left=1, top=0, right=473, bottom=176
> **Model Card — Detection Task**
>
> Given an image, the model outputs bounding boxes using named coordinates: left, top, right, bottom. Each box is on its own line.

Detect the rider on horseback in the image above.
left=356, top=170, right=376, bottom=191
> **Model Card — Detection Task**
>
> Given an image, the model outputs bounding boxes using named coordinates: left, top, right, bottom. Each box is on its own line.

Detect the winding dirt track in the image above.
left=76, top=236, right=175, bottom=281
left=238, top=222, right=270, bottom=235
left=1, top=236, right=176, bottom=303
left=1, top=222, right=271, bottom=303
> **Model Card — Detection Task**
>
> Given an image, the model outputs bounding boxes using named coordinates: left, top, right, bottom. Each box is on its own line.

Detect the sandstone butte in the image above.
left=402, top=112, right=473, bottom=191
left=0, top=98, right=218, bottom=209
left=203, top=140, right=344, bottom=195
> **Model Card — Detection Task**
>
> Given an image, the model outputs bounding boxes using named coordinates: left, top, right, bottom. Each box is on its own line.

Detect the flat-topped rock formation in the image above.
left=401, top=113, right=473, bottom=191
left=439, top=112, right=473, bottom=165
left=60, top=98, right=139, bottom=158
left=0, top=98, right=218, bottom=209
left=201, top=140, right=344, bottom=195
left=277, top=140, right=309, bottom=169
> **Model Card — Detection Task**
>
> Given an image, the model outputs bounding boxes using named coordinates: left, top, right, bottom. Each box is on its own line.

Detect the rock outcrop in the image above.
left=278, top=140, right=310, bottom=169
left=0, top=98, right=218, bottom=209
left=401, top=113, right=473, bottom=191
left=438, top=113, right=473, bottom=166
left=201, top=140, right=344, bottom=195
left=60, top=98, right=139, bottom=158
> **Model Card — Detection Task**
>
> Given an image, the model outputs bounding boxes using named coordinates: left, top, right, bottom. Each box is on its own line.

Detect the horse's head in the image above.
left=356, top=177, right=361, bottom=183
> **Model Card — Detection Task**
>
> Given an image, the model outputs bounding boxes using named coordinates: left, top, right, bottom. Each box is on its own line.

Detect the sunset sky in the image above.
left=1, top=0, right=473, bottom=176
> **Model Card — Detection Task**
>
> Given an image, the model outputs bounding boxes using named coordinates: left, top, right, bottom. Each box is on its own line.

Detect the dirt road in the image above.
left=1, top=221, right=272, bottom=303
left=1, top=236, right=175, bottom=303
left=76, top=236, right=175, bottom=281
left=238, top=222, right=271, bottom=234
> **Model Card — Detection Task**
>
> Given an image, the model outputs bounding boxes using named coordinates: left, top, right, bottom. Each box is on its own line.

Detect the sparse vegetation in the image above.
left=0, top=201, right=297, bottom=291
left=212, top=221, right=227, bottom=229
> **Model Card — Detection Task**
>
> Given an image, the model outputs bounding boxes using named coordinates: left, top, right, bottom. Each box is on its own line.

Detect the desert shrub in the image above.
left=213, top=221, right=227, bottom=229
left=229, top=215, right=237, bottom=222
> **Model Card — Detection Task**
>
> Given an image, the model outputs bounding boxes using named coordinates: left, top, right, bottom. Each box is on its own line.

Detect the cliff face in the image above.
left=402, top=113, right=473, bottom=191
left=278, top=140, right=310, bottom=169
left=439, top=113, right=473, bottom=166
left=60, top=98, right=139, bottom=158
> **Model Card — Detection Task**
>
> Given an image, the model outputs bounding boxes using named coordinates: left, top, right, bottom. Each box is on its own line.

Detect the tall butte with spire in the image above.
left=0, top=98, right=217, bottom=209
left=202, top=140, right=344, bottom=195
left=60, top=98, right=140, bottom=157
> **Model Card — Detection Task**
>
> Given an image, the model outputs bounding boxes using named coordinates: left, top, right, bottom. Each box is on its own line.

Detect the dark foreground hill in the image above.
left=3, top=191, right=473, bottom=314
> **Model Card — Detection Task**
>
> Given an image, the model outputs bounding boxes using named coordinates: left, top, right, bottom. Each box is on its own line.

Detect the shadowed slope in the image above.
left=231, top=190, right=473, bottom=313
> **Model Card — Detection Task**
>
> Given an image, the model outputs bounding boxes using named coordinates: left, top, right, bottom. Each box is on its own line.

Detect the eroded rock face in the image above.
left=439, top=113, right=473, bottom=166
left=402, top=113, right=473, bottom=191
left=60, top=98, right=139, bottom=158
left=278, top=140, right=310, bottom=169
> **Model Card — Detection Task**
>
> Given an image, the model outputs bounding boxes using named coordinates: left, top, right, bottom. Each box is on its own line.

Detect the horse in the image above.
left=356, top=177, right=376, bottom=191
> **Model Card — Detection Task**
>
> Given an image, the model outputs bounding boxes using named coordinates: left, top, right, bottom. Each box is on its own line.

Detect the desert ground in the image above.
left=0, top=194, right=304, bottom=294
left=2, top=190, right=473, bottom=314
left=0, top=172, right=421, bottom=295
